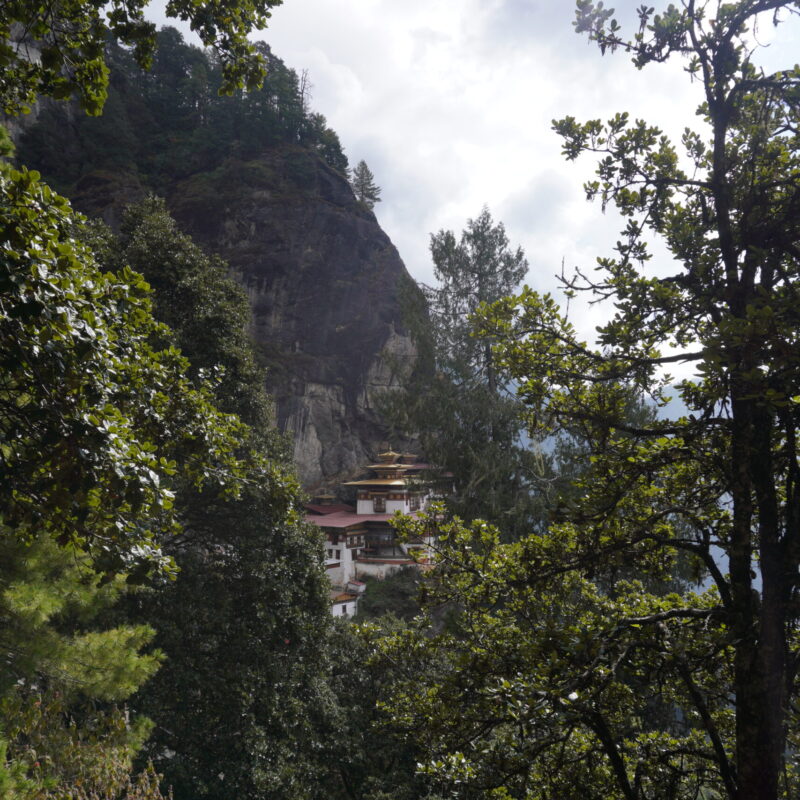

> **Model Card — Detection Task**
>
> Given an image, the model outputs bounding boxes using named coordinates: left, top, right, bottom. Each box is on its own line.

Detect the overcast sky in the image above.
left=150, top=1, right=799, bottom=345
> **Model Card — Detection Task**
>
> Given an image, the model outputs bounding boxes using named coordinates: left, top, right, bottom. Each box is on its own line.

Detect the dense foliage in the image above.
left=1, top=0, right=283, bottom=115
left=0, top=162, right=235, bottom=797
left=381, top=2, right=800, bottom=799
left=355, top=568, right=422, bottom=622
left=84, top=199, right=335, bottom=800
left=0, top=164, right=248, bottom=578
left=311, top=621, right=442, bottom=800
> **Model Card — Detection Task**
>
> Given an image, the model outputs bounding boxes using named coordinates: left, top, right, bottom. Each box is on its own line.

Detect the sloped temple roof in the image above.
left=305, top=511, right=421, bottom=528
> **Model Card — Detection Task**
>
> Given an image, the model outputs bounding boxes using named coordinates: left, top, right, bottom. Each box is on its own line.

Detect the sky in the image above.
left=149, top=0, right=799, bottom=346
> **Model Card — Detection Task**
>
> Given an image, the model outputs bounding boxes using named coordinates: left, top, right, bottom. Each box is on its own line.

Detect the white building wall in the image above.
left=356, top=499, right=373, bottom=514
left=331, top=599, right=358, bottom=617
left=340, top=543, right=356, bottom=583
left=386, top=498, right=409, bottom=514
left=325, top=560, right=344, bottom=585
left=326, top=537, right=367, bottom=585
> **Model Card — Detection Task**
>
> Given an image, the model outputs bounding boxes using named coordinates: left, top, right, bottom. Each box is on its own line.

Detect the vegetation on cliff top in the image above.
left=1, top=0, right=284, bottom=115
left=17, top=28, right=349, bottom=214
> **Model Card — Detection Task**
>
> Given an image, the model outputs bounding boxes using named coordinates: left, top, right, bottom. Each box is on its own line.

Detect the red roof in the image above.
left=305, top=503, right=355, bottom=515
left=306, top=510, right=423, bottom=529
left=306, top=511, right=390, bottom=529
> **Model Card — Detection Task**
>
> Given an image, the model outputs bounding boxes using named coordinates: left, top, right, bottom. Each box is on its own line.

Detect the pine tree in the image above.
left=427, top=206, right=527, bottom=394
left=350, top=159, right=382, bottom=209
left=386, top=208, right=546, bottom=540
left=0, top=534, right=168, bottom=799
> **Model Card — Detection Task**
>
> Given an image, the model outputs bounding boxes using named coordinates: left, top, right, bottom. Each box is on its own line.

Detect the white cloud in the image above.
left=260, top=3, right=701, bottom=300
left=146, top=0, right=800, bottom=346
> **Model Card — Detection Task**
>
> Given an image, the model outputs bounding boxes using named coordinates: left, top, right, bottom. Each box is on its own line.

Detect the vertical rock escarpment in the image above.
left=10, top=28, right=423, bottom=488
left=16, top=79, right=420, bottom=488
left=169, top=147, right=417, bottom=487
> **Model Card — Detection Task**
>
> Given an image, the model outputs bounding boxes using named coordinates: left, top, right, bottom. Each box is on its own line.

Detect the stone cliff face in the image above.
left=15, top=90, right=419, bottom=487
left=166, top=147, right=417, bottom=487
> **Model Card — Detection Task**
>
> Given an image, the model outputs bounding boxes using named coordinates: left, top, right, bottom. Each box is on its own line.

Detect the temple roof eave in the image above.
left=306, top=511, right=424, bottom=528
left=342, top=478, right=408, bottom=487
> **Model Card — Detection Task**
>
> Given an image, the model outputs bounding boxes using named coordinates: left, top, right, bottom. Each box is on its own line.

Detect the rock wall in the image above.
left=14, top=96, right=419, bottom=487
left=168, top=147, right=418, bottom=487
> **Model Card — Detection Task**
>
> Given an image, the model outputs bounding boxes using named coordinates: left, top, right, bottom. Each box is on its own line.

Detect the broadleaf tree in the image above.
left=0, top=0, right=284, bottom=115
left=383, top=3, right=800, bottom=799
left=0, top=164, right=247, bottom=578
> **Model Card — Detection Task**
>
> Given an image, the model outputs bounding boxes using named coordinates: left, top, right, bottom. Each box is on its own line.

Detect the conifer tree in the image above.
left=387, top=208, right=545, bottom=540
left=0, top=536, right=168, bottom=800
left=350, top=159, right=382, bottom=209
left=427, top=207, right=527, bottom=395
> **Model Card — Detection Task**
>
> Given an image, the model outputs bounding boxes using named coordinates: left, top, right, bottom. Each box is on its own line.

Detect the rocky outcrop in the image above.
left=8, top=26, right=422, bottom=488
left=15, top=98, right=419, bottom=487
left=168, top=147, right=418, bottom=487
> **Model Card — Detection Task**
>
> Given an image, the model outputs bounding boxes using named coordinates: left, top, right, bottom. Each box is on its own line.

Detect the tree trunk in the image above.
left=731, top=394, right=787, bottom=800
